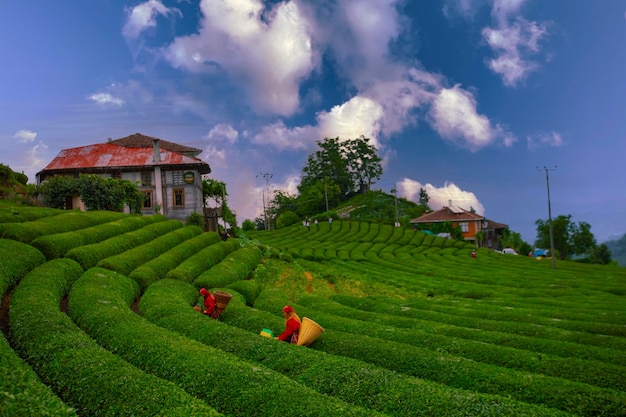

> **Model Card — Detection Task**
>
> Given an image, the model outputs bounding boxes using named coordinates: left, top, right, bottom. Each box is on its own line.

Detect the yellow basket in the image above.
left=213, top=291, right=233, bottom=317
left=297, top=317, right=324, bottom=346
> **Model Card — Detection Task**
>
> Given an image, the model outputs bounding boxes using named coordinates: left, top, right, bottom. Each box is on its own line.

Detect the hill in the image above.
left=1, top=205, right=625, bottom=416
left=605, top=233, right=626, bottom=267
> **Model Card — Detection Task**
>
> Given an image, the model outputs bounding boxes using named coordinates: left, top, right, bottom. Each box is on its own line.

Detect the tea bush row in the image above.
left=165, top=238, right=241, bottom=283
left=328, top=292, right=626, bottom=367
left=293, top=295, right=626, bottom=391
left=128, top=231, right=220, bottom=291
left=69, top=267, right=384, bottom=417
left=9, top=260, right=217, bottom=417
left=65, top=219, right=182, bottom=269
left=0, top=205, right=63, bottom=223
left=252, top=290, right=626, bottom=416
left=0, top=240, right=74, bottom=417
left=97, top=225, right=202, bottom=276
left=31, top=214, right=166, bottom=259
left=193, top=245, right=263, bottom=289
left=0, top=210, right=125, bottom=243
left=140, top=279, right=571, bottom=417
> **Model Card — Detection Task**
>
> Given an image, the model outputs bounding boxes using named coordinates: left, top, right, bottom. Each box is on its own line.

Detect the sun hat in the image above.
left=199, top=288, right=209, bottom=296
left=282, top=305, right=294, bottom=314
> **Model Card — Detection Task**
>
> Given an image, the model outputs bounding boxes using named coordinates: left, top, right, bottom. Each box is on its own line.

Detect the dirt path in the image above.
left=305, top=271, right=313, bottom=293
left=0, top=292, right=10, bottom=338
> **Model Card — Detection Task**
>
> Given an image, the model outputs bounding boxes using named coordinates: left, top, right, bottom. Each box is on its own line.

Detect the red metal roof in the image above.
left=41, top=142, right=210, bottom=173
left=409, top=206, right=485, bottom=223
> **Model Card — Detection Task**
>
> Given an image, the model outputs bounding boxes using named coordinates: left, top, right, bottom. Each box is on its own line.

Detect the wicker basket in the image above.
left=297, top=317, right=324, bottom=346
left=213, top=291, right=233, bottom=317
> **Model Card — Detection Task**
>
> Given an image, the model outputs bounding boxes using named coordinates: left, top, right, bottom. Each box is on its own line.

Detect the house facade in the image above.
left=36, top=133, right=211, bottom=222
left=409, top=205, right=507, bottom=249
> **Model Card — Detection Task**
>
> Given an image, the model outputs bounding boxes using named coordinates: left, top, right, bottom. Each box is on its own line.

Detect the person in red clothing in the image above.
left=199, top=288, right=217, bottom=319
left=276, top=305, right=301, bottom=344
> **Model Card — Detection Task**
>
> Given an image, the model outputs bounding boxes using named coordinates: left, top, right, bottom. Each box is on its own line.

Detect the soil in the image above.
left=0, top=291, right=10, bottom=338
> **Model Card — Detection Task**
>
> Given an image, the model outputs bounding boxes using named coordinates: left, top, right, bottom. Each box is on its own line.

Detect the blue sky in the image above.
left=1, top=0, right=625, bottom=244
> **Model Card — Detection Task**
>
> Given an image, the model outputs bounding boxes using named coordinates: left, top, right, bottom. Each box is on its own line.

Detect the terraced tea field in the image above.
left=1, top=207, right=625, bottom=416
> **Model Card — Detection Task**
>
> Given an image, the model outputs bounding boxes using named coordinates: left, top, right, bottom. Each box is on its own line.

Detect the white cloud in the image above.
left=88, top=93, right=125, bottom=106
left=398, top=178, right=485, bottom=214
left=13, top=129, right=37, bottom=143
left=428, top=85, right=515, bottom=150
left=527, top=131, right=563, bottom=150
left=123, top=0, right=178, bottom=40
left=164, top=0, right=315, bottom=116
left=482, top=1, right=549, bottom=86
left=206, top=123, right=239, bottom=144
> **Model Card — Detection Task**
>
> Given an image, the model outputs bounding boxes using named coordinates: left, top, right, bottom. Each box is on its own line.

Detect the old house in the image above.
left=409, top=205, right=507, bottom=249
left=36, top=133, right=211, bottom=222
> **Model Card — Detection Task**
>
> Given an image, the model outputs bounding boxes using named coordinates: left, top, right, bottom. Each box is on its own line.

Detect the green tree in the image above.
left=418, top=188, right=430, bottom=212
left=241, top=219, right=256, bottom=231
left=590, top=243, right=612, bottom=265
left=345, top=136, right=382, bottom=193
left=498, top=228, right=532, bottom=255
left=299, top=136, right=382, bottom=198
left=37, top=176, right=78, bottom=209
left=202, top=178, right=236, bottom=228
left=535, top=215, right=598, bottom=260
left=275, top=210, right=301, bottom=229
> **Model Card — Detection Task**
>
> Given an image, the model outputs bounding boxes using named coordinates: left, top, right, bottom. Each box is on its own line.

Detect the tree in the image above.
left=499, top=228, right=532, bottom=255
left=37, top=176, right=78, bottom=209
left=418, top=188, right=430, bottom=212
left=299, top=136, right=382, bottom=198
left=241, top=219, right=256, bottom=232
left=344, top=136, right=382, bottom=193
left=590, top=243, right=612, bottom=265
left=535, top=215, right=598, bottom=260
left=202, top=178, right=236, bottom=228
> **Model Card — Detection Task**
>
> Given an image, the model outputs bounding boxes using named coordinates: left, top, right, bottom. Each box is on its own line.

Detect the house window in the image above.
left=173, top=188, right=184, bottom=207
left=141, top=171, right=152, bottom=186
left=172, top=171, right=184, bottom=185
left=459, top=222, right=469, bottom=232
left=111, top=171, right=122, bottom=179
left=142, top=190, right=153, bottom=209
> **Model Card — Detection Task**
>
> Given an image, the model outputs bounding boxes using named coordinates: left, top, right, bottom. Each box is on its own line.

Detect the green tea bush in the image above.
left=97, top=225, right=202, bottom=276
left=226, top=279, right=262, bottom=305
left=129, top=231, right=220, bottom=290
left=0, top=332, right=77, bottom=416
left=165, top=238, right=240, bottom=282
left=0, top=206, right=63, bottom=223
left=0, top=238, right=45, bottom=295
left=9, top=260, right=217, bottom=417
left=0, top=210, right=125, bottom=243
left=194, top=245, right=262, bottom=289
left=69, top=269, right=383, bottom=417
left=31, top=214, right=166, bottom=259
left=139, top=280, right=570, bottom=417
left=65, top=219, right=182, bottom=269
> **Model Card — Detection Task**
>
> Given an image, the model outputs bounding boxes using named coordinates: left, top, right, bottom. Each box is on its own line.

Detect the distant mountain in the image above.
left=604, top=233, right=626, bottom=267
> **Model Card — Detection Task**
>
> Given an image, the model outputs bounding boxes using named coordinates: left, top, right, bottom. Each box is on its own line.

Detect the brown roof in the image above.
left=108, top=133, right=202, bottom=156
left=409, top=206, right=485, bottom=224
left=38, top=142, right=211, bottom=176
left=484, top=219, right=508, bottom=229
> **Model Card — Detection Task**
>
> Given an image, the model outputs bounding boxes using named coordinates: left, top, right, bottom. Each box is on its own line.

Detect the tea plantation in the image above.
left=1, top=206, right=625, bottom=416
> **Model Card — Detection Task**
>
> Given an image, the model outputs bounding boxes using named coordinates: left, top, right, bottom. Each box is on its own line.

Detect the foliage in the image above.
left=499, top=228, right=532, bottom=255
left=202, top=178, right=236, bottom=227
left=418, top=187, right=430, bottom=212
left=535, top=215, right=600, bottom=260
left=241, top=218, right=256, bottom=231
left=36, top=174, right=143, bottom=213
left=275, top=210, right=301, bottom=229
left=299, top=136, right=382, bottom=198
left=605, top=233, right=626, bottom=267
left=186, top=211, right=204, bottom=227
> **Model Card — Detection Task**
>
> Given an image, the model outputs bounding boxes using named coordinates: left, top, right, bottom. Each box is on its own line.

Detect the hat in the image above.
left=199, top=288, right=209, bottom=296
left=282, top=305, right=294, bottom=314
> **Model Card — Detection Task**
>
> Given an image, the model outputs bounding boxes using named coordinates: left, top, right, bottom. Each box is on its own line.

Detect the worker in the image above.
left=276, top=305, right=301, bottom=344
left=199, top=288, right=217, bottom=319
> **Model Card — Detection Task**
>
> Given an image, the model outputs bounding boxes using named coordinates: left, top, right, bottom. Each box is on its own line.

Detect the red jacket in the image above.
left=278, top=317, right=301, bottom=343
left=203, top=293, right=216, bottom=318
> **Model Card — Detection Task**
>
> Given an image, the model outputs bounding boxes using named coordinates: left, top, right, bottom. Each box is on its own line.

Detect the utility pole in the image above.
left=538, top=166, right=557, bottom=270
left=257, top=172, right=273, bottom=231
left=391, top=187, right=400, bottom=227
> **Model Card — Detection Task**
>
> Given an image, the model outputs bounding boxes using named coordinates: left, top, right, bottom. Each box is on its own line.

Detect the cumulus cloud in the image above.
left=164, top=0, right=314, bottom=116
left=482, top=0, right=549, bottom=86
left=88, top=93, right=125, bottom=106
left=428, top=85, right=515, bottom=150
left=206, top=123, right=239, bottom=144
left=398, top=178, right=485, bottom=214
left=123, top=0, right=178, bottom=40
left=527, top=131, right=563, bottom=150
left=14, top=129, right=37, bottom=143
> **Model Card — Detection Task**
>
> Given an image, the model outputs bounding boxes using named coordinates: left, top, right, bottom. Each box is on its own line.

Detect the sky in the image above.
left=1, top=0, right=625, bottom=245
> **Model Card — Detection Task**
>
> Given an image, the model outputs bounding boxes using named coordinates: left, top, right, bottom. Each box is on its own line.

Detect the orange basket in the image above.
left=213, top=291, right=233, bottom=317
left=297, top=317, right=324, bottom=346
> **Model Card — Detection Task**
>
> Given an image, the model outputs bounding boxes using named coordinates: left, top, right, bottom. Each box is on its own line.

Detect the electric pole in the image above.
left=538, top=166, right=557, bottom=270
left=257, top=172, right=273, bottom=231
